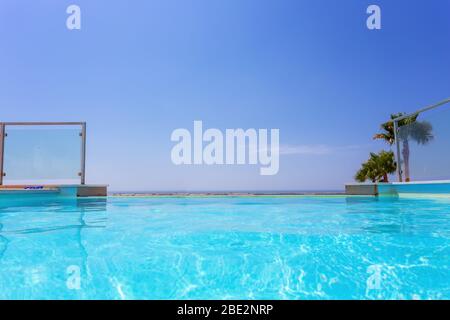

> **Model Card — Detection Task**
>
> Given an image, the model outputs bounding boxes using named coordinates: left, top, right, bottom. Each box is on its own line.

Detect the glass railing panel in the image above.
left=397, top=105, right=450, bottom=182
left=2, top=125, right=82, bottom=184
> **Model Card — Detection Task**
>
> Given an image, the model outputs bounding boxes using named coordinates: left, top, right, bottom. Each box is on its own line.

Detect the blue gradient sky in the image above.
left=1, top=0, right=449, bottom=191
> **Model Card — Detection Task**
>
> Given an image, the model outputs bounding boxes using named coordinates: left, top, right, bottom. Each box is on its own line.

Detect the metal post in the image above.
left=393, top=97, right=450, bottom=122
left=0, top=123, right=4, bottom=185
left=393, top=120, right=402, bottom=182
left=80, top=123, right=86, bottom=185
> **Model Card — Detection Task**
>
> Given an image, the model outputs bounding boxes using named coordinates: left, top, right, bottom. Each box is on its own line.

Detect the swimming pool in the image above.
left=0, top=195, right=449, bottom=299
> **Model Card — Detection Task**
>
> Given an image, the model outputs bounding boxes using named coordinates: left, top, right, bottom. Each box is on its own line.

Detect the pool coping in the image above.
left=109, top=192, right=363, bottom=198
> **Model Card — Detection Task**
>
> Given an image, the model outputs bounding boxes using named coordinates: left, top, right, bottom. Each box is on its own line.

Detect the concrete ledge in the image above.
left=345, top=183, right=378, bottom=195
left=346, top=180, right=450, bottom=196
left=76, top=185, right=108, bottom=197
left=0, top=184, right=108, bottom=197
left=378, top=180, right=450, bottom=195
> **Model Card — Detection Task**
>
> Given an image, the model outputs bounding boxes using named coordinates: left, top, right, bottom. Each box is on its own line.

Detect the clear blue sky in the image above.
left=1, top=0, right=449, bottom=191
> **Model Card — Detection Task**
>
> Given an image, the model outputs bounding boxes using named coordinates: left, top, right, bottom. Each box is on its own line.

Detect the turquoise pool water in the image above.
left=0, top=195, right=449, bottom=299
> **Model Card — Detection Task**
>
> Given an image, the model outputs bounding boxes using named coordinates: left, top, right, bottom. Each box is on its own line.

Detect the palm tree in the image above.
left=374, top=113, right=433, bottom=182
left=373, top=113, right=403, bottom=146
left=355, top=160, right=377, bottom=183
left=355, top=151, right=397, bottom=183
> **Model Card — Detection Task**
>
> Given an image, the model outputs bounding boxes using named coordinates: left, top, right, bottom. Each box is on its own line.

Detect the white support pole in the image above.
left=80, top=123, right=86, bottom=185
left=0, top=123, right=5, bottom=185
left=393, top=120, right=402, bottom=182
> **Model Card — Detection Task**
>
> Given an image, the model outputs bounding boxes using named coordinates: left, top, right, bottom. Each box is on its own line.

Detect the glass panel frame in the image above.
left=0, top=122, right=86, bottom=185
left=393, top=99, right=450, bottom=182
